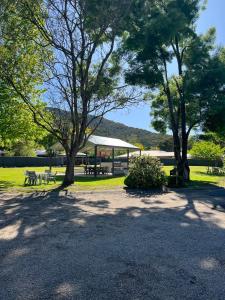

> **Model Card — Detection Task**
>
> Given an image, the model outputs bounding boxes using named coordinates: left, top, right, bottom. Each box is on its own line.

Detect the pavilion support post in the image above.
left=100, top=151, right=102, bottom=167
left=94, top=145, right=97, bottom=177
left=112, top=147, right=115, bottom=176
left=127, top=149, right=130, bottom=170
left=140, top=149, right=142, bottom=156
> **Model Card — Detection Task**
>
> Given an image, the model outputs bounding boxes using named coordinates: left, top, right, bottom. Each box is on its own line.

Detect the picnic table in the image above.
left=84, top=165, right=109, bottom=175
left=36, top=172, right=49, bottom=185
left=24, top=170, right=56, bottom=186
left=207, top=167, right=225, bottom=176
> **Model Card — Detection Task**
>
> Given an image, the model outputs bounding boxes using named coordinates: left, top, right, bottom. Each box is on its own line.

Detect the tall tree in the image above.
left=0, top=81, right=46, bottom=149
left=0, top=0, right=49, bottom=147
left=0, top=0, right=137, bottom=185
left=123, top=0, right=225, bottom=183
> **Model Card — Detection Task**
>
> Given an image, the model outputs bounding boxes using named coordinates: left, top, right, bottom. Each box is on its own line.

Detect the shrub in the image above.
left=12, top=140, right=36, bottom=157
left=124, top=156, right=167, bottom=189
left=190, top=141, right=224, bottom=164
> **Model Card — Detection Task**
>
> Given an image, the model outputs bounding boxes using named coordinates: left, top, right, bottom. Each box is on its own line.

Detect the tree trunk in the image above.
left=181, top=135, right=190, bottom=182
left=177, top=158, right=190, bottom=183
left=63, top=155, right=75, bottom=186
left=173, top=134, right=190, bottom=185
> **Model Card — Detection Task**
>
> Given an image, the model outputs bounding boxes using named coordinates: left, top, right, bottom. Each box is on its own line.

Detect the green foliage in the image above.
left=191, top=132, right=225, bottom=148
left=159, top=137, right=174, bottom=151
left=190, top=141, right=224, bottom=161
left=39, top=133, right=58, bottom=151
left=0, top=81, right=47, bottom=148
left=124, top=156, right=167, bottom=189
left=0, top=0, right=52, bottom=135
left=124, top=2, right=223, bottom=134
left=11, top=140, right=36, bottom=157
left=148, top=32, right=225, bottom=135
left=93, top=117, right=171, bottom=149
left=133, top=143, right=145, bottom=150
left=123, top=0, right=225, bottom=182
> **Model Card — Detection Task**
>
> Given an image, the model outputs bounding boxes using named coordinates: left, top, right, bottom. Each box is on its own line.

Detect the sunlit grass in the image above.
left=0, top=166, right=125, bottom=192
left=163, top=166, right=225, bottom=188
left=0, top=165, right=224, bottom=192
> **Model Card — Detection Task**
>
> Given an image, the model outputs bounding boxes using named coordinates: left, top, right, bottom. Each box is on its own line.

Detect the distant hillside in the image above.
left=94, top=117, right=171, bottom=149
left=48, top=107, right=172, bottom=150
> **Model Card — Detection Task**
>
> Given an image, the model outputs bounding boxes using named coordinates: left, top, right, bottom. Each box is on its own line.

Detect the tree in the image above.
left=191, top=132, right=225, bottom=148
left=190, top=141, right=224, bottom=167
left=39, top=133, right=58, bottom=153
left=159, top=137, right=174, bottom=152
left=0, top=81, right=46, bottom=149
left=202, top=48, right=225, bottom=136
left=0, top=0, right=138, bottom=185
left=134, top=143, right=145, bottom=151
left=11, top=140, right=37, bottom=157
left=123, top=0, right=225, bottom=184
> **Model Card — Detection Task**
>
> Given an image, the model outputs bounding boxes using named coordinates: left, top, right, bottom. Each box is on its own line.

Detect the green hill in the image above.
left=48, top=108, right=172, bottom=150
left=94, top=117, right=172, bottom=150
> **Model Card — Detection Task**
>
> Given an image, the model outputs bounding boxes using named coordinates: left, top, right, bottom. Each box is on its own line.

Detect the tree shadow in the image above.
left=0, top=187, right=225, bottom=299
left=124, top=187, right=168, bottom=198
left=0, top=180, right=14, bottom=190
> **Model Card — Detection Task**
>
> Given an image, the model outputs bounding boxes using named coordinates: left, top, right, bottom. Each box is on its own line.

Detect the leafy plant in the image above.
left=124, top=156, right=167, bottom=189
left=11, top=140, right=36, bottom=157
left=123, top=0, right=225, bottom=184
left=190, top=141, right=224, bottom=163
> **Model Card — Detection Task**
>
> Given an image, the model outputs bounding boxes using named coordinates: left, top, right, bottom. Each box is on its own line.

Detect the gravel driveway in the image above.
left=0, top=187, right=225, bottom=299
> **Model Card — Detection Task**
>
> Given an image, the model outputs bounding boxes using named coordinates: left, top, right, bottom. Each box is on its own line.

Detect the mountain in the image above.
left=94, top=117, right=172, bottom=150
left=48, top=108, right=172, bottom=150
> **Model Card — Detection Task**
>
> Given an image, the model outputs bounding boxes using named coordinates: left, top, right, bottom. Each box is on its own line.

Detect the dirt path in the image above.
left=0, top=187, right=225, bottom=299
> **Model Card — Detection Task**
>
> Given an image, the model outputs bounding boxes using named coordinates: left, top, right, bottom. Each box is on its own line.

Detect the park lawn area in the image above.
left=164, top=166, right=225, bottom=187
left=0, top=167, right=125, bottom=192
left=0, top=166, right=224, bottom=192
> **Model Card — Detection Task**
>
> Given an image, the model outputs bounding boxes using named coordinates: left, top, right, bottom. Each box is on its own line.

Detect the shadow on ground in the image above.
left=0, top=180, right=14, bottom=190
left=0, top=186, right=225, bottom=299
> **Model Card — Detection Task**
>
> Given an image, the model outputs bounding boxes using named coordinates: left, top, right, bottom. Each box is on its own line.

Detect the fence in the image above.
left=0, top=156, right=222, bottom=168
left=160, top=159, right=223, bottom=167
left=0, top=156, right=66, bottom=168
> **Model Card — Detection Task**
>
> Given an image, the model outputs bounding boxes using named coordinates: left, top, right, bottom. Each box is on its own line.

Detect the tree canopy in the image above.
left=0, top=81, right=46, bottom=149
left=123, top=0, right=225, bottom=183
left=190, top=141, right=224, bottom=162
left=0, top=0, right=138, bottom=185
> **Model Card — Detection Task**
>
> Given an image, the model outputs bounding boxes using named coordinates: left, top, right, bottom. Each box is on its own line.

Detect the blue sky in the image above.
left=106, top=0, right=225, bottom=131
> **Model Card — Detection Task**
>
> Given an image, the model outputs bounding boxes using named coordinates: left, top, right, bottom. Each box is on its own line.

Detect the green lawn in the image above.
left=0, top=166, right=224, bottom=192
left=0, top=166, right=125, bottom=192
left=164, top=166, right=225, bottom=188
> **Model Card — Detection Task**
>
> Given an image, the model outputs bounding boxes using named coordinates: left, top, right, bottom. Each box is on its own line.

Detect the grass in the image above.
left=0, top=166, right=224, bottom=192
left=164, top=166, right=225, bottom=188
left=0, top=166, right=125, bottom=192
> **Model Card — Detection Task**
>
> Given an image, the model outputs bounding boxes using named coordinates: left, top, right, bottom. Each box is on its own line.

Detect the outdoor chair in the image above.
left=45, top=171, right=57, bottom=184
left=207, top=167, right=225, bottom=176
left=24, top=171, right=38, bottom=186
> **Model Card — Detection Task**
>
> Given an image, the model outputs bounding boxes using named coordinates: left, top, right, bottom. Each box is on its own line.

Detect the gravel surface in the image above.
left=0, top=187, right=225, bottom=299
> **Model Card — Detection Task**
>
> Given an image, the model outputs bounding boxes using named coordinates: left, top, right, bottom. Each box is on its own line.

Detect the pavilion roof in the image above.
left=88, top=135, right=140, bottom=150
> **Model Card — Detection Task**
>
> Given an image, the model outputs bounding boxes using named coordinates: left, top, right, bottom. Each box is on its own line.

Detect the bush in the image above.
left=190, top=141, right=224, bottom=163
left=11, top=140, right=36, bottom=157
left=124, top=156, right=167, bottom=189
